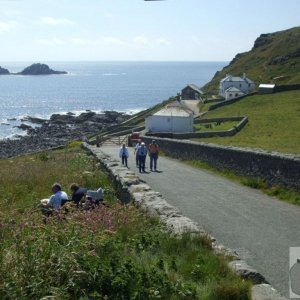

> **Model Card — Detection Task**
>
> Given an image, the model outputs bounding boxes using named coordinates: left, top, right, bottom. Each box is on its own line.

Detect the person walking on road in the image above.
left=137, top=142, right=147, bottom=173
left=119, top=143, right=129, bottom=167
left=149, top=140, right=159, bottom=171
left=134, top=140, right=142, bottom=167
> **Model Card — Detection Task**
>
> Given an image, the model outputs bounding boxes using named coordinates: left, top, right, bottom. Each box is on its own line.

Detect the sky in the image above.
left=0, top=0, right=299, bottom=62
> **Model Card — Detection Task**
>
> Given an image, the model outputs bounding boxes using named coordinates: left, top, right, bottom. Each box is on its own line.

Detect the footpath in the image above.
left=85, top=143, right=300, bottom=299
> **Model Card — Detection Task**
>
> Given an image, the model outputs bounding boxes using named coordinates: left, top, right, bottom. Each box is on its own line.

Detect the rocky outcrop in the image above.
left=252, top=33, right=274, bottom=49
left=18, top=63, right=67, bottom=75
left=0, top=110, right=130, bottom=158
left=0, top=66, right=10, bottom=75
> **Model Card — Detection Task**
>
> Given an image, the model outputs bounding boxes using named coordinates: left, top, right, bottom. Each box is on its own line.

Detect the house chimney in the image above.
left=243, top=73, right=246, bottom=79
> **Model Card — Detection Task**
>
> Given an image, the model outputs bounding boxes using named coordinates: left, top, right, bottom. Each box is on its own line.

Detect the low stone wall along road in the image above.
left=98, top=145, right=299, bottom=298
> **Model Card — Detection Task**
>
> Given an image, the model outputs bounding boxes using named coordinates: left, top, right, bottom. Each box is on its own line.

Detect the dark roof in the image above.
left=182, top=84, right=203, bottom=94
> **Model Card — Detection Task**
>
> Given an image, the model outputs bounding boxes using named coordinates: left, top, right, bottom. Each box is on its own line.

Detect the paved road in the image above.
left=100, top=145, right=300, bottom=298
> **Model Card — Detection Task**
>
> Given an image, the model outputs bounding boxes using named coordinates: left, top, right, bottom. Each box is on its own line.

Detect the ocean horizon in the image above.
left=0, top=61, right=227, bottom=139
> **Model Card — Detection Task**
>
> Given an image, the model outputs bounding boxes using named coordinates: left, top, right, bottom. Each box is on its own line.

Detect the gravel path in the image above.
left=100, top=145, right=300, bottom=298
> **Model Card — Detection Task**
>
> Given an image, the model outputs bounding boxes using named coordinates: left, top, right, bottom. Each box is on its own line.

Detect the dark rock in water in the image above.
left=25, top=116, right=47, bottom=124
left=0, top=66, right=10, bottom=75
left=18, top=63, right=67, bottom=75
left=75, top=112, right=96, bottom=123
left=16, top=124, right=33, bottom=131
left=50, top=114, right=76, bottom=124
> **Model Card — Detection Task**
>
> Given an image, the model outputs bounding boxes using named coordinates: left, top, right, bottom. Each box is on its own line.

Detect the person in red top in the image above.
left=148, top=140, right=159, bottom=171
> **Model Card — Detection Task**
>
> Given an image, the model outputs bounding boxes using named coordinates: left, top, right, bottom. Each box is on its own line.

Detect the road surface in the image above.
left=100, top=145, right=300, bottom=298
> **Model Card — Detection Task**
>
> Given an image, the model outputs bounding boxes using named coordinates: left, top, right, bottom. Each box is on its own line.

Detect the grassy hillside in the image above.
left=195, top=90, right=300, bottom=155
left=202, top=27, right=300, bottom=93
left=0, top=144, right=251, bottom=299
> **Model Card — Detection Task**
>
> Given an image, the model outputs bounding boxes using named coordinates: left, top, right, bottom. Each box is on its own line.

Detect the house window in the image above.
left=235, top=93, right=238, bottom=97
left=239, top=84, right=242, bottom=87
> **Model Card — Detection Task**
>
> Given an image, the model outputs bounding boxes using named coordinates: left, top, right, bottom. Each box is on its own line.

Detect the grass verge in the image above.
left=185, top=160, right=300, bottom=206
left=0, top=143, right=251, bottom=299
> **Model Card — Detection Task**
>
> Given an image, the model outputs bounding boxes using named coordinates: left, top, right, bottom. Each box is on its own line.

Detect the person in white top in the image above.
left=119, top=143, right=129, bottom=167
left=40, top=183, right=69, bottom=215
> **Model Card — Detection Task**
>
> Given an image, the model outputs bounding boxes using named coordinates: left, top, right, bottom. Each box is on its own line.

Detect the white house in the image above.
left=219, top=73, right=255, bottom=98
left=224, top=87, right=245, bottom=100
left=145, top=106, right=194, bottom=133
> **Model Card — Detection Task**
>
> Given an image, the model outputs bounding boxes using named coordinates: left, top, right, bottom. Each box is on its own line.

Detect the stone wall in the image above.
left=141, top=137, right=300, bottom=191
left=274, top=84, right=300, bottom=92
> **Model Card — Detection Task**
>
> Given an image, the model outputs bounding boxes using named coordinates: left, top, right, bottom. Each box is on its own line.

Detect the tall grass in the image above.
left=0, top=144, right=251, bottom=299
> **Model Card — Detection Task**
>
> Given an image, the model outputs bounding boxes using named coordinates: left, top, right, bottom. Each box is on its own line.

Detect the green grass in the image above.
left=0, top=144, right=251, bottom=299
left=193, top=90, right=300, bottom=154
left=194, top=121, right=239, bottom=132
left=185, top=160, right=300, bottom=206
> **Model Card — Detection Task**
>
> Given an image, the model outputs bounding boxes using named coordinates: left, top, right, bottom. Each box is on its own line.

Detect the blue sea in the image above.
left=0, top=61, right=226, bottom=139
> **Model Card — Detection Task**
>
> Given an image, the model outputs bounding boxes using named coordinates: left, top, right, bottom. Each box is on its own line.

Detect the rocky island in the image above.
left=0, top=63, right=67, bottom=75
left=0, top=66, right=10, bottom=75
left=17, top=63, right=67, bottom=75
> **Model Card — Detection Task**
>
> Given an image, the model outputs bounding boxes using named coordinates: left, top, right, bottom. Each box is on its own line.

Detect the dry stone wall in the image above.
left=141, top=137, right=300, bottom=191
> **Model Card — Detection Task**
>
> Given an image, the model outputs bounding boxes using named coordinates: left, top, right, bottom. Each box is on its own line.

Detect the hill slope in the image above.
left=202, top=26, right=300, bottom=93
left=197, top=90, right=300, bottom=155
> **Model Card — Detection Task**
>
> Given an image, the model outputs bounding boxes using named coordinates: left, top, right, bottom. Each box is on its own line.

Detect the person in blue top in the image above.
left=119, top=143, right=129, bottom=167
left=40, top=183, right=68, bottom=216
left=137, top=142, right=147, bottom=173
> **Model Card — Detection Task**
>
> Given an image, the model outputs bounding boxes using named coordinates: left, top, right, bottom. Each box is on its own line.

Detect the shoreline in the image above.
left=0, top=110, right=130, bottom=159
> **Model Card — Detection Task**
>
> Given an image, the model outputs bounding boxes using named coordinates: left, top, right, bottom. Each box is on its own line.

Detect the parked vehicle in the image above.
left=128, top=131, right=141, bottom=147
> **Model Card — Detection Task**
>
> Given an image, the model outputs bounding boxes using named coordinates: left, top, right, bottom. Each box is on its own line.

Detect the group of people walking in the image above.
left=119, top=140, right=159, bottom=173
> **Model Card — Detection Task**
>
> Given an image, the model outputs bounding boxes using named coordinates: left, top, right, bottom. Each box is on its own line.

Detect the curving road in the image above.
left=100, top=145, right=300, bottom=298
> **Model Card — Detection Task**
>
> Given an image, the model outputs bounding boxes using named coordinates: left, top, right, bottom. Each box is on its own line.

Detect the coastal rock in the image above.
left=0, top=110, right=130, bottom=159
left=0, top=66, right=10, bottom=75
left=18, top=63, right=67, bottom=75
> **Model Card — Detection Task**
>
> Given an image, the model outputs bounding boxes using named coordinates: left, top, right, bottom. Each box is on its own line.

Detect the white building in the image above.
left=219, top=73, right=255, bottom=98
left=224, top=87, right=245, bottom=100
left=146, top=106, right=194, bottom=133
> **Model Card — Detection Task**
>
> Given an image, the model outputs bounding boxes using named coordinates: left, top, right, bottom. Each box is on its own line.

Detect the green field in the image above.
left=0, top=144, right=251, bottom=299
left=194, top=90, right=300, bottom=155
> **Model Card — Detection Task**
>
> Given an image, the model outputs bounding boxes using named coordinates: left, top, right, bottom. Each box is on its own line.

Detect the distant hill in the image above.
left=202, top=26, right=300, bottom=93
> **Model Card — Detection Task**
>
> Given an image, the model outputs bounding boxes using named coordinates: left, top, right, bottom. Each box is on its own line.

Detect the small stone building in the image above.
left=181, top=84, right=203, bottom=100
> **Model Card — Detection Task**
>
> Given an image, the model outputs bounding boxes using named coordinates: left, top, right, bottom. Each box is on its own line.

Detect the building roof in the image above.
left=221, top=74, right=254, bottom=84
left=182, top=84, right=203, bottom=94
left=153, top=106, right=193, bottom=117
left=259, top=84, right=275, bottom=88
left=225, top=87, right=244, bottom=93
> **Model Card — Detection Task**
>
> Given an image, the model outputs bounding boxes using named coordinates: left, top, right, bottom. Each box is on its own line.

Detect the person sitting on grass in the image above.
left=40, top=183, right=68, bottom=216
left=70, top=183, right=87, bottom=207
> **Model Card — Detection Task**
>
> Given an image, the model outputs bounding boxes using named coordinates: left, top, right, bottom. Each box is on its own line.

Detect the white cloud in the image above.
left=132, top=36, right=151, bottom=46
left=155, top=37, right=170, bottom=46
left=0, top=20, right=16, bottom=33
left=102, top=37, right=123, bottom=46
left=35, top=38, right=66, bottom=45
left=70, top=37, right=123, bottom=46
left=40, top=17, right=75, bottom=26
